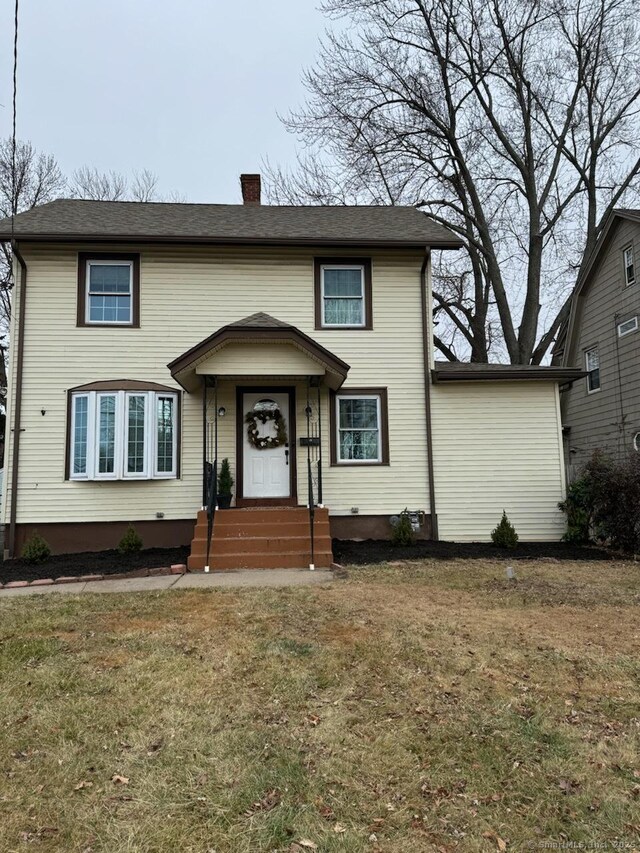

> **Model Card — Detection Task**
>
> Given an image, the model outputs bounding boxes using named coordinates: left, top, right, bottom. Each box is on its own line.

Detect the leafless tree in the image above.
left=0, top=139, right=65, bottom=394
left=267, top=0, right=640, bottom=363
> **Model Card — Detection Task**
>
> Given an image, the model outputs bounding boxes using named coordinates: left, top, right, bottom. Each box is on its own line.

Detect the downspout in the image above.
left=6, top=241, right=27, bottom=559
left=420, top=251, right=439, bottom=540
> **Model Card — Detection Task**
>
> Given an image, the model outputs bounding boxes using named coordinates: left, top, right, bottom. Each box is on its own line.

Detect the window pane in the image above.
left=339, top=398, right=378, bottom=429
left=89, top=294, right=131, bottom=323
left=127, top=396, right=146, bottom=473
left=156, top=397, right=174, bottom=473
left=89, top=264, right=131, bottom=293
left=98, top=396, right=116, bottom=473
left=339, top=429, right=379, bottom=461
left=338, top=397, right=380, bottom=461
left=73, top=396, right=88, bottom=474
left=586, top=349, right=599, bottom=371
left=323, top=268, right=363, bottom=297
left=324, top=298, right=363, bottom=325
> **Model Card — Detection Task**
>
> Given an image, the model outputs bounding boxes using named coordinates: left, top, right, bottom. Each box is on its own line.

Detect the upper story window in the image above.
left=314, top=257, right=372, bottom=329
left=618, top=316, right=638, bottom=337
left=68, top=384, right=179, bottom=480
left=330, top=388, right=389, bottom=466
left=77, top=253, right=140, bottom=327
left=623, top=245, right=635, bottom=286
left=585, top=347, right=600, bottom=393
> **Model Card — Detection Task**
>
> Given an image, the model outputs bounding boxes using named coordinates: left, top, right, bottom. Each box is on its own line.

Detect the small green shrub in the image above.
left=117, top=523, right=143, bottom=554
left=491, top=511, right=519, bottom=549
left=558, top=470, right=598, bottom=544
left=21, top=531, right=52, bottom=564
left=392, top=509, right=416, bottom=546
left=218, top=458, right=234, bottom=495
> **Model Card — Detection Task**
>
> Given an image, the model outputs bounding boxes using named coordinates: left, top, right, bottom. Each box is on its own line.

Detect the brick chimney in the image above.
left=240, top=173, right=261, bottom=205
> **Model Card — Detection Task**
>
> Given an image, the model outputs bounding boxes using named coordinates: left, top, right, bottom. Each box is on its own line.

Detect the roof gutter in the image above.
left=0, top=234, right=464, bottom=250
left=431, top=367, right=587, bottom=383
left=420, top=252, right=438, bottom=540
left=6, top=241, right=27, bottom=559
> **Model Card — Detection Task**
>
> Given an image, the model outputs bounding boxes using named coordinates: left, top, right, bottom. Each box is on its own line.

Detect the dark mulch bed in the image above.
left=332, top=538, right=621, bottom=565
left=1, top=539, right=622, bottom=586
left=0, top=546, right=190, bottom=585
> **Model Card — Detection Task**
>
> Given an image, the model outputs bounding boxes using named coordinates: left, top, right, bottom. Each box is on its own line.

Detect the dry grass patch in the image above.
left=1, top=559, right=639, bottom=852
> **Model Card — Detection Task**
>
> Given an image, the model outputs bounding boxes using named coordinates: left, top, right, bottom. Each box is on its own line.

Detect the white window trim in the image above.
left=124, top=392, right=151, bottom=480
left=153, top=394, right=178, bottom=479
left=85, top=259, right=134, bottom=325
left=94, top=392, right=120, bottom=480
left=617, top=316, right=638, bottom=337
left=585, top=347, right=601, bottom=394
left=623, top=246, right=635, bottom=287
left=335, top=393, right=382, bottom=464
left=69, top=390, right=178, bottom=481
left=70, top=393, right=91, bottom=480
left=321, top=264, right=366, bottom=328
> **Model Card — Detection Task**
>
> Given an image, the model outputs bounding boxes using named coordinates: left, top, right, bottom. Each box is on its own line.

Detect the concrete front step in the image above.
left=196, top=506, right=329, bottom=524
left=188, top=505, right=333, bottom=572
left=207, top=521, right=330, bottom=538
left=190, top=534, right=333, bottom=556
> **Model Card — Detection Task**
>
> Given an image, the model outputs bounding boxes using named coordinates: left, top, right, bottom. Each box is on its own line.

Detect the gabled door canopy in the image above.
left=167, top=312, right=350, bottom=392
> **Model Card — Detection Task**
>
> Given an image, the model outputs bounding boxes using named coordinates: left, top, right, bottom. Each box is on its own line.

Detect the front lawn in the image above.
left=1, top=559, right=639, bottom=852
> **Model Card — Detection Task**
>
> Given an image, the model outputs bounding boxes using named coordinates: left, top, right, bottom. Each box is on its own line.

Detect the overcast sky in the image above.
left=0, top=0, right=325, bottom=203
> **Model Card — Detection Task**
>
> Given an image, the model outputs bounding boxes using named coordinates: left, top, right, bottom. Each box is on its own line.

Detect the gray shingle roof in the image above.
left=433, top=361, right=586, bottom=383
left=0, top=199, right=462, bottom=248
left=228, top=312, right=291, bottom=328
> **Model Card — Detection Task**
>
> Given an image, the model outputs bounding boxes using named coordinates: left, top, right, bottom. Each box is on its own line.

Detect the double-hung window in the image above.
left=78, top=253, right=140, bottom=326
left=70, top=388, right=178, bottom=480
left=585, top=347, right=600, bottom=393
left=315, top=258, right=372, bottom=329
left=623, top=246, right=635, bottom=286
left=332, top=389, right=389, bottom=465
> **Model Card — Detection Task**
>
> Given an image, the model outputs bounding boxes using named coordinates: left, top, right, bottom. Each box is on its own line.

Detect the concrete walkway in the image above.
left=0, top=569, right=335, bottom=599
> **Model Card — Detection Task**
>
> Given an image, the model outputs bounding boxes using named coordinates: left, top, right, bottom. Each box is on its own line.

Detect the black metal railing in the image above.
left=305, top=391, right=315, bottom=570
left=305, top=378, right=325, bottom=570
left=203, top=377, right=219, bottom=572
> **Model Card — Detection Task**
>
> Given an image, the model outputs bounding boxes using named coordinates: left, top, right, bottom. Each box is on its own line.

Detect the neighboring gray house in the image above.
left=557, top=209, right=640, bottom=476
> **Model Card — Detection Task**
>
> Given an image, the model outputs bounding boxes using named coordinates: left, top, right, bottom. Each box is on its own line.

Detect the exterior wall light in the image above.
left=217, top=407, right=226, bottom=418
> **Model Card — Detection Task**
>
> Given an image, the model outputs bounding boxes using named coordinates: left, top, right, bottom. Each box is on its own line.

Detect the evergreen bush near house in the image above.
left=558, top=466, right=600, bottom=544
left=392, top=509, right=416, bottom=546
left=117, top=524, right=143, bottom=554
left=217, top=458, right=234, bottom=495
left=491, top=511, right=519, bottom=549
left=560, top=451, right=640, bottom=552
left=21, top=531, right=52, bottom=564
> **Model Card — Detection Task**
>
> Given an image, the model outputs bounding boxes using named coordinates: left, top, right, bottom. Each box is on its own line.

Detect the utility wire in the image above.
left=11, top=0, right=19, bottom=239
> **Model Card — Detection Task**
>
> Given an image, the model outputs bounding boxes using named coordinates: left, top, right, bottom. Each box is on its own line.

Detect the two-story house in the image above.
left=558, top=209, right=640, bottom=477
left=0, top=175, right=582, bottom=568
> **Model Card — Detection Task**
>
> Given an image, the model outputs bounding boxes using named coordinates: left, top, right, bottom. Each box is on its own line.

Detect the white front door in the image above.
left=242, top=392, right=291, bottom=498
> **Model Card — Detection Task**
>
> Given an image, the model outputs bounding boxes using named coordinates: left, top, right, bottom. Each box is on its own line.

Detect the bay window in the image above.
left=69, top=389, right=178, bottom=480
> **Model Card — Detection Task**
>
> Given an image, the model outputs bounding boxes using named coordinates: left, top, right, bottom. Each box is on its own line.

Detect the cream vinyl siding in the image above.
left=431, top=381, right=566, bottom=541
left=195, top=343, right=325, bottom=377
left=3, top=244, right=430, bottom=525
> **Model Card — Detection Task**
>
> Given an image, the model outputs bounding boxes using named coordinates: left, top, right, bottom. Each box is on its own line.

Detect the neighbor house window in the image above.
left=623, top=246, right=635, bottom=286
left=585, top=347, right=600, bottom=393
left=618, top=316, right=638, bottom=337
left=314, top=258, right=372, bottom=329
left=69, top=388, right=178, bottom=480
left=330, top=388, right=389, bottom=465
left=77, top=253, right=140, bottom=327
